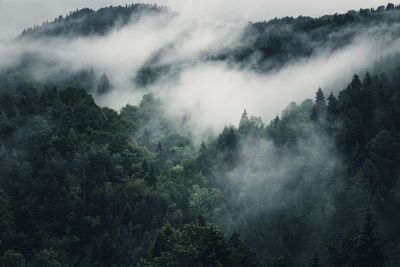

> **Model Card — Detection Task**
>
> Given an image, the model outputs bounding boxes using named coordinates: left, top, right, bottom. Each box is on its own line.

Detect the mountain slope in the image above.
left=20, top=4, right=172, bottom=38
left=1, top=2, right=400, bottom=267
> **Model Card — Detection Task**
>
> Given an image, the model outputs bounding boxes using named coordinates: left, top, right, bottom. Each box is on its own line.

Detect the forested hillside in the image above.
left=1, top=2, right=400, bottom=267
left=225, top=3, right=400, bottom=71
left=20, top=4, right=171, bottom=38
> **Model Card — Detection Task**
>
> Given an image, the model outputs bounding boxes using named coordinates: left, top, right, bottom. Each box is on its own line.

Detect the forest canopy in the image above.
left=1, top=2, right=400, bottom=267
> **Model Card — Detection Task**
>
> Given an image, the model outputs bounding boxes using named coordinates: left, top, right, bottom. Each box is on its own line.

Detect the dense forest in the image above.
left=225, top=2, right=400, bottom=71
left=1, top=2, right=400, bottom=267
left=20, top=4, right=172, bottom=38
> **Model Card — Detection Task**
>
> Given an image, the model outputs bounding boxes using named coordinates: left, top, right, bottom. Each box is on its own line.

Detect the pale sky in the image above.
left=0, top=0, right=390, bottom=40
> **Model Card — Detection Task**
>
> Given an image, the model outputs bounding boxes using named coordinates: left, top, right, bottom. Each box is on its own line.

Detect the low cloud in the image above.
left=152, top=28, right=396, bottom=135
left=0, top=6, right=399, bottom=139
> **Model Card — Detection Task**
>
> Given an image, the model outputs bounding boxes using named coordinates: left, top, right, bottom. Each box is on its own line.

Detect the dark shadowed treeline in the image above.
left=0, top=73, right=255, bottom=266
left=2, top=56, right=400, bottom=266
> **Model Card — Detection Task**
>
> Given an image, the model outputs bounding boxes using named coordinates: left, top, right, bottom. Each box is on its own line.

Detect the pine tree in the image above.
left=198, top=214, right=206, bottom=227
left=353, top=211, right=386, bottom=267
left=351, top=74, right=362, bottom=90
left=0, top=189, right=16, bottom=246
left=0, top=250, right=26, bottom=267
left=0, top=112, right=14, bottom=136
left=147, top=163, right=157, bottom=186
left=239, top=109, right=250, bottom=134
left=197, top=142, right=212, bottom=176
left=310, top=255, right=324, bottom=267
left=311, top=88, right=326, bottom=121
left=274, top=251, right=296, bottom=267
left=229, top=231, right=257, bottom=267
left=327, top=92, right=338, bottom=122
left=155, top=142, right=165, bottom=171
left=97, top=73, right=111, bottom=95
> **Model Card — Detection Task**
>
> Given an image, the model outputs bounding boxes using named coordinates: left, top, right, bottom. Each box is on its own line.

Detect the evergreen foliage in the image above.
left=2, top=2, right=400, bottom=266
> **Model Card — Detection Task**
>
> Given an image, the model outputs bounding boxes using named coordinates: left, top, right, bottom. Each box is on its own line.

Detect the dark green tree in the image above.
left=353, top=212, right=386, bottom=267
left=310, top=255, right=324, bottom=267
left=311, top=88, right=326, bottom=121
left=365, top=130, right=400, bottom=197
left=239, top=109, right=250, bottom=134
left=229, top=231, right=257, bottom=267
left=0, top=189, right=16, bottom=253
left=0, top=250, right=25, bottom=267
left=326, top=91, right=338, bottom=122
left=97, top=73, right=111, bottom=95
left=32, top=248, right=61, bottom=267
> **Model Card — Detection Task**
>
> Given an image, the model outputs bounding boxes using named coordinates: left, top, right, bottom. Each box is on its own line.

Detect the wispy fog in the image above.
left=1, top=7, right=399, bottom=137
left=0, top=2, right=397, bottom=261
left=157, top=33, right=386, bottom=133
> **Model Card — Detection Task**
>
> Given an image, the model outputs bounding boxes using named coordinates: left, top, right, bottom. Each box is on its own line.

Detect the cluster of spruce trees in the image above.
left=20, top=4, right=171, bottom=38
left=1, top=59, right=400, bottom=266
left=0, top=72, right=257, bottom=266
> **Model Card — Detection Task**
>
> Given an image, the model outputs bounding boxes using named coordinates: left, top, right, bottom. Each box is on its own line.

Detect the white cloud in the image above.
left=0, top=1, right=398, bottom=138
left=155, top=33, right=385, bottom=134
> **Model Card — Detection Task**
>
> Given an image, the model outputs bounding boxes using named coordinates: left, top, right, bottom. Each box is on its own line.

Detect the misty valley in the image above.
left=2, top=2, right=400, bottom=267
